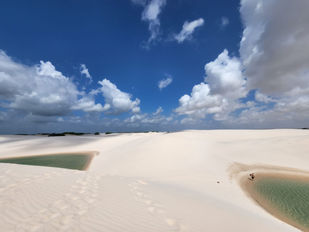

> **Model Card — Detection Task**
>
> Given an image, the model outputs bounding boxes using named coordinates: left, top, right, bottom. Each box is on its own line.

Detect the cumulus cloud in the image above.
left=80, top=64, right=92, bottom=81
left=176, top=83, right=221, bottom=118
left=174, top=18, right=204, bottom=43
left=72, top=96, right=104, bottom=112
left=158, top=76, right=172, bottom=90
left=240, top=0, right=309, bottom=95
left=228, top=94, right=309, bottom=128
left=98, top=78, right=140, bottom=114
left=2, top=0, right=309, bottom=131
left=132, top=0, right=166, bottom=46
left=0, top=50, right=144, bottom=133
left=236, top=0, right=309, bottom=127
left=205, top=49, right=246, bottom=98
left=175, top=50, right=246, bottom=120
left=0, top=50, right=102, bottom=117
left=124, top=107, right=173, bottom=129
left=255, top=91, right=274, bottom=103
left=176, top=0, right=309, bottom=128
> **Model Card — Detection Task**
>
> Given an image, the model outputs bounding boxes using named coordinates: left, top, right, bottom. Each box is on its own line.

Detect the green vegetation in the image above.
left=0, top=154, right=92, bottom=170
left=47, top=132, right=87, bottom=136
left=254, top=177, right=309, bottom=230
left=15, top=131, right=162, bottom=136
left=16, top=131, right=161, bottom=136
left=47, top=133, right=66, bottom=137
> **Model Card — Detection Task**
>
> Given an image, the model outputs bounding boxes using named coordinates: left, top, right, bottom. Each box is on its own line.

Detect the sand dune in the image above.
left=0, top=130, right=309, bottom=231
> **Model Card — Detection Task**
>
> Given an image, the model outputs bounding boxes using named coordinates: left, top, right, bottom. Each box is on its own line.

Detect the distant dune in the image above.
left=0, top=130, right=308, bottom=231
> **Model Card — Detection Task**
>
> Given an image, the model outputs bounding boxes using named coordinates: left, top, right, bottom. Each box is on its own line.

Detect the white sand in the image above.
left=0, top=129, right=309, bottom=231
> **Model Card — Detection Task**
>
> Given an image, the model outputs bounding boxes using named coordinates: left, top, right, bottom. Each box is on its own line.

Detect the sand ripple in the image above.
left=0, top=164, right=178, bottom=232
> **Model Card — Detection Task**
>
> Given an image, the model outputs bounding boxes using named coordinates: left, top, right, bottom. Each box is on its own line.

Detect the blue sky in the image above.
left=0, top=0, right=309, bottom=133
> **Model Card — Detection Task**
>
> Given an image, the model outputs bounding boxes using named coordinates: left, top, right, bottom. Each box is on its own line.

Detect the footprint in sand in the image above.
left=128, top=179, right=188, bottom=232
left=5, top=172, right=101, bottom=231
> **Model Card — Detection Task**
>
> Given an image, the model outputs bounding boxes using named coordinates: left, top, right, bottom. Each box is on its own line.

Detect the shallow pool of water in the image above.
left=0, top=153, right=93, bottom=170
left=253, top=176, right=309, bottom=230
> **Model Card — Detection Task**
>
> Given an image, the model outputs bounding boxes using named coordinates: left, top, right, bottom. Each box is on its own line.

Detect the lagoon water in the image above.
left=253, top=176, right=309, bottom=231
left=0, top=153, right=93, bottom=170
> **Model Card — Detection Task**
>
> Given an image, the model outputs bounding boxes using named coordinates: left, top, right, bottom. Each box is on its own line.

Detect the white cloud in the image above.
left=221, top=17, right=229, bottom=27
left=80, top=64, right=92, bottom=81
left=174, top=18, right=204, bottom=43
left=176, top=83, right=221, bottom=118
left=153, top=106, right=163, bottom=115
left=0, top=50, right=102, bottom=117
left=124, top=107, right=173, bottom=128
left=175, top=50, right=246, bottom=120
left=240, top=0, right=309, bottom=95
left=37, top=61, right=64, bottom=79
left=176, top=0, right=309, bottom=128
left=142, top=0, right=166, bottom=21
left=255, top=91, right=274, bottom=103
left=228, top=94, right=309, bottom=128
left=132, top=0, right=166, bottom=46
left=72, top=97, right=104, bottom=112
left=237, top=0, right=309, bottom=126
left=158, top=76, right=172, bottom=90
left=2, top=0, right=309, bottom=131
left=98, top=78, right=140, bottom=114
left=205, top=49, right=246, bottom=99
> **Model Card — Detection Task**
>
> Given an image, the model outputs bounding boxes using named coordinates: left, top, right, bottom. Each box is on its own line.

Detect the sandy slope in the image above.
left=0, top=130, right=309, bottom=231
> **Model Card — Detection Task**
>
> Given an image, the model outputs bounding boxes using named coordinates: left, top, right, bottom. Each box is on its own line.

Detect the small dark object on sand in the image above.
left=249, top=173, right=255, bottom=181
left=217, top=181, right=220, bottom=184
